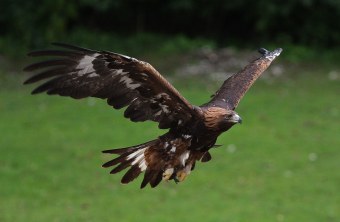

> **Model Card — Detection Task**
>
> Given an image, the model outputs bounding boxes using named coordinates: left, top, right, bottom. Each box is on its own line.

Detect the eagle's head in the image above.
left=203, top=107, right=242, bottom=131
left=224, top=110, right=242, bottom=124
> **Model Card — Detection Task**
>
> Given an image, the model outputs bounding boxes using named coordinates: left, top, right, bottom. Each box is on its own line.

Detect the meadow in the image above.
left=0, top=57, right=339, bottom=222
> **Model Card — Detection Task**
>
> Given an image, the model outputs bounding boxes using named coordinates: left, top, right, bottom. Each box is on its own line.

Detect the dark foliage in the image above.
left=0, top=0, right=339, bottom=48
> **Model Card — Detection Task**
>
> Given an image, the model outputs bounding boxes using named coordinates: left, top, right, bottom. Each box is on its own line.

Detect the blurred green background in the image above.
left=0, top=0, right=339, bottom=222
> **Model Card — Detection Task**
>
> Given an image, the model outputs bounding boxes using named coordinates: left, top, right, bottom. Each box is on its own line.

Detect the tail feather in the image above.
left=201, top=151, right=212, bottom=162
left=102, top=146, right=140, bottom=154
left=110, top=158, right=134, bottom=174
left=140, top=169, right=153, bottom=189
left=102, top=138, right=211, bottom=188
left=102, top=152, right=133, bottom=168
left=150, top=171, right=163, bottom=188
left=102, top=140, right=157, bottom=154
left=121, top=165, right=142, bottom=184
left=103, top=140, right=158, bottom=188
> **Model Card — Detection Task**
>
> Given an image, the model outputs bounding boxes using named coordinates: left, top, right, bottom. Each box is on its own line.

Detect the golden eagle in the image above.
left=24, top=43, right=282, bottom=188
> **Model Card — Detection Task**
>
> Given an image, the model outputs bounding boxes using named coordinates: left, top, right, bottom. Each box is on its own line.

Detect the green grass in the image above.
left=0, top=68, right=339, bottom=222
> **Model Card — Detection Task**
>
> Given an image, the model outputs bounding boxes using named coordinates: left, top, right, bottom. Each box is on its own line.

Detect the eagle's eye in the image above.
left=226, top=114, right=233, bottom=118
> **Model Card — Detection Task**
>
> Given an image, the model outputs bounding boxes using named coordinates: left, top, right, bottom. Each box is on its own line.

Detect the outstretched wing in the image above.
left=203, top=48, right=282, bottom=110
left=24, top=43, right=197, bottom=129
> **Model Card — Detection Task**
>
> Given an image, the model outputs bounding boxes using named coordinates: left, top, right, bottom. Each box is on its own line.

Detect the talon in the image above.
left=162, top=168, right=174, bottom=181
left=176, top=170, right=188, bottom=182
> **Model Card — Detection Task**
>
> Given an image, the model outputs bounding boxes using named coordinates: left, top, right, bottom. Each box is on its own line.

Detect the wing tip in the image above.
left=23, top=76, right=37, bottom=85
left=102, top=149, right=112, bottom=154
left=22, top=65, right=33, bottom=72
left=258, top=47, right=283, bottom=61
left=31, top=89, right=43, bottom=95
left=51, top=42, right=95, bottom=52
left=26, top=51, right=35, bottom=57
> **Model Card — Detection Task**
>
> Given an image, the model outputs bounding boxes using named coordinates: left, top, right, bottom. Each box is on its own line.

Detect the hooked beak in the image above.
left=232, top=114, right=242, bottom=124
left=238, top=117, right=242, bottom=124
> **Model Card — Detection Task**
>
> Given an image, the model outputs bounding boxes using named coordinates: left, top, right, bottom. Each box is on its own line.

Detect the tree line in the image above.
left=0, top=0, right=339, bottom=48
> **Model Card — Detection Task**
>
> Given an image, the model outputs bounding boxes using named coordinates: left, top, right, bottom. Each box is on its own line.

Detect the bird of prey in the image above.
left=24, top=43, right=282, bottom=188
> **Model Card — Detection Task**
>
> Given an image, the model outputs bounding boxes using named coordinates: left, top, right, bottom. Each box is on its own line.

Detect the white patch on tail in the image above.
left=131, top=153, right=144, bottom=165
left=179, top=151, right=190, bottom=166
left=139, top=159, right=147, bottom=171
left=127, top=148, right=147, bottom=171
left=127, top=148, right=145, bottom=160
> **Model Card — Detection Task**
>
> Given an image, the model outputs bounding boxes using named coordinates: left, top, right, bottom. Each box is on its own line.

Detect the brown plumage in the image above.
left=24, top=43, right=282, bottom=188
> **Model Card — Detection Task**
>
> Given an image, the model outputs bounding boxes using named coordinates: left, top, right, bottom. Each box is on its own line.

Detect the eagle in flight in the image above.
left=24, top=43, right=282, bottom=188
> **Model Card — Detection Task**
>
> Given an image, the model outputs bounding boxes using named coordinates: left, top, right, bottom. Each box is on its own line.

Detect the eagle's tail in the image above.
left=102, top=139, right=162, bottom=188
left=102, top=138, right=212, bottom=188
